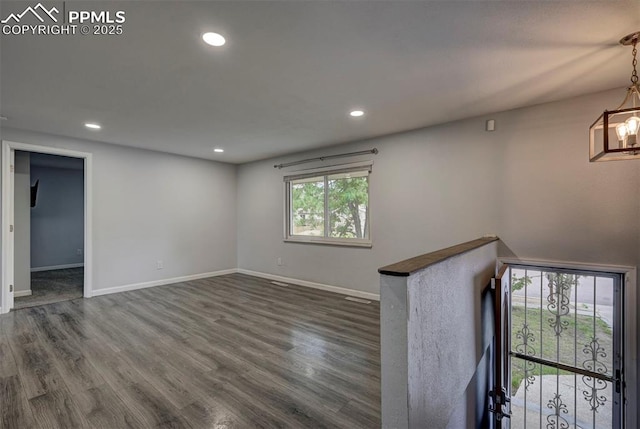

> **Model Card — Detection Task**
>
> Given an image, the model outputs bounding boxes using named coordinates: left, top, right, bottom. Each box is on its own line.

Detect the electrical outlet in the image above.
left=157, top=260, right=163, bottom=270
left=277, top=257, right=283, bottom=266
left=77, top=248, right=83, bottom=255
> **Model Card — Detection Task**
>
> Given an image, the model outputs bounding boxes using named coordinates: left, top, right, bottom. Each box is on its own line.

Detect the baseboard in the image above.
left=14, top=290, right=32, bottom=297
left=91, top=269, right=237, bottom=297
left=31, top=263, right=84, bottom=272
left=89, top=268, right=380, bottom=301
left=237, top=269, right=380, bottom=301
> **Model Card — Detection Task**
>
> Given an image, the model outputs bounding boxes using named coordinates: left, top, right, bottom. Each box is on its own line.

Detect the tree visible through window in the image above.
left=291, top=177, right=325, bottom=236
left=287, top=168, right=370, bottom=244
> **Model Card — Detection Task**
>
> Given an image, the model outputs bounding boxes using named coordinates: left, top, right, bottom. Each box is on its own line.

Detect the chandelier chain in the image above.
left=632, top=39, right=638, bottom=85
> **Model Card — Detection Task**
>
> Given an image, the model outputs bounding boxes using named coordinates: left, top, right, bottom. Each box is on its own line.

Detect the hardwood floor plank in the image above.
left=7, top=337, right=66, bottom=399
left=72, top=384, right=145, bottom=428
left=0, top=273, right=380, bottom=428
left=179, top=400, right=253, bottom=429
left=1, top=309, right=37, bottom=346
left=79, top=341, right=148, bottom=391
left=0, top=334, right=18, bottom=378
left=337, top=397, right=382, bottom=428
left=112, top=381, right=191, bottom=428
left=0, top=375, right=36, bottom=428
left=27, top=306, right=70, bottom=343
left=227, top=372, right=336, bottom=428
left=29, top=385, right=88, bottom=428
left=118, top=346, right=201, bottom=410
left=32, top=332, right=107, bottom=396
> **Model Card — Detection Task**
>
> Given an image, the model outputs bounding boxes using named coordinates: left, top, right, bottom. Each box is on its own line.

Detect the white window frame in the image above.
left=283, top=162, right=372, bottom=248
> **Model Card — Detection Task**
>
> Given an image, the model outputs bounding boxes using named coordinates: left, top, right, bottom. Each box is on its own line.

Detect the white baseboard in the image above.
left=31, top=263, right=84, bottom=272
left=91, top=269, right=237, bottom=297
left=89, top=268, right=380, bottom=302
left=14, top=290, right=32, bottom=297
left=237, top=269, right=380, bottom=301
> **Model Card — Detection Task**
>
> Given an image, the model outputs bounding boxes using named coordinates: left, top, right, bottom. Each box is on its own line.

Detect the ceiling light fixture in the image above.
left=214, top=148, right=224, bottom=153
left=590, top=31, right=640, bottom=161
left=350, top=110, right=365, bottom=117
left=202, top=32, right=226, bottom=47
left=85, top=123, right=101, bottom=130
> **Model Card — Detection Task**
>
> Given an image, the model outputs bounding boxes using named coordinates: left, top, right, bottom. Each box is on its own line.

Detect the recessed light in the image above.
left=214, top=148, right=224, bottom=153
left=85, top=123, right=101, bottom=130
left=202, top=32, right=226, bottom=47
left=350, top=110, right=365, bottom=117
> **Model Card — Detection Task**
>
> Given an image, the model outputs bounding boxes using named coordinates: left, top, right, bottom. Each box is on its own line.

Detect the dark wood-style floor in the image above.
left=0, top=273, right=381, bottom=428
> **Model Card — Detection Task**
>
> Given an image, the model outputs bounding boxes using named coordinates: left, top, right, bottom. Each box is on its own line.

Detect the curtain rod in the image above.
left=274, top=148, right=378, bottom=169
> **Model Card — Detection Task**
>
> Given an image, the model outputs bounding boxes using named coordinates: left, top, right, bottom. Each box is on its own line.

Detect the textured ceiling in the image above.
left=1, top=1, right=639, bottom=163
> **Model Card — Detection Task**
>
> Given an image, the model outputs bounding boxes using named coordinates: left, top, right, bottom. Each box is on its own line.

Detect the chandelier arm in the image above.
left=614, top=87, right=635, bottom=111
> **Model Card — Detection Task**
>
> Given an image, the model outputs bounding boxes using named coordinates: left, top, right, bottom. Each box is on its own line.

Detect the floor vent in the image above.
left=345, top=296, right=371, bottom=304
left=270, top=281, right=289, bottom=287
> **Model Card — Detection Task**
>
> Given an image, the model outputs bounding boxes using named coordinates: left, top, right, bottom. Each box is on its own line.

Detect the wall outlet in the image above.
left=277, top=257, right=283, bottom=266
left=156, top=260, right=164, bottom=270
left=77, top=248, right=83, bottom=255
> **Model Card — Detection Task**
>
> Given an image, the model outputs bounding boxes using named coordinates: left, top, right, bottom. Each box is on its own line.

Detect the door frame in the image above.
left=1, top=140, right=93, bottom=313
left=499, top=257, right=637, bottom=429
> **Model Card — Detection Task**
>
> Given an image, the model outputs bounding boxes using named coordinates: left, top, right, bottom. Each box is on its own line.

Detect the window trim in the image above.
left=283, top=162, right=372, bottom=247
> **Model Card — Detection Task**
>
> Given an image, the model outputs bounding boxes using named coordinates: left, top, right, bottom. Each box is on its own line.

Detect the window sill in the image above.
left=284, top=237, right=372, bottom=248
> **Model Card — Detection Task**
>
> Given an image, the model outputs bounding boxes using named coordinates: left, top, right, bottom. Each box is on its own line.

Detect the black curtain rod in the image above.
left=274, top=148, right=378, bottom=169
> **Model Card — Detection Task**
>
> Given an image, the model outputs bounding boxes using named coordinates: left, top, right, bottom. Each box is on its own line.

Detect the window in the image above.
left=285, top=165, right=371, bottom=246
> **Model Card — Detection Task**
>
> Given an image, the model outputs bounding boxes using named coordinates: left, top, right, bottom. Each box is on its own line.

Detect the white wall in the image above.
left=237, top=87, right=639, bottom=423
left=13, top=151, right=30, bottom=293
left=237, top=118, right=500, bottom=295
left=237, top=88, right=638, bottom=293
left=30, top=164, right=84, bottom=270
left=0, top=128, right=238, bottom=297
left=495, top=91, right=639, bottom=268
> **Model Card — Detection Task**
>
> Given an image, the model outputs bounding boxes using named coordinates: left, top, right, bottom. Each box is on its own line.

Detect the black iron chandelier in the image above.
left=589, top=31, right=640, bottom=161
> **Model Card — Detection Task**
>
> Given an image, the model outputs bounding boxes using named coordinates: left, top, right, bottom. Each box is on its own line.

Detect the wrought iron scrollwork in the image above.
left=514, top=323, right=536, bottom=389
left=582, top=376, right=608, bottom=412
left=582, top=336, right=609, bottom=412
left=546, top=393, right=570, bottom=429
left=546, top=273, right=575, bottom=337
left=582, top=337, right=608, bottom=375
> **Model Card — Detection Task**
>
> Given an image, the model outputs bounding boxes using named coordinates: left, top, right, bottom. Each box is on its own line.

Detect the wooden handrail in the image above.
left=378, top=236, right=498, bottom=277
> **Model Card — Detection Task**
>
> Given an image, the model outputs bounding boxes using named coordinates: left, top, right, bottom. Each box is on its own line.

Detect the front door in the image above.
left=502, top=264, right=624, bottom=428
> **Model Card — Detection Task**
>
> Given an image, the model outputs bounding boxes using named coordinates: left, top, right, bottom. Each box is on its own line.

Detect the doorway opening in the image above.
left=1, top=140, right=93, bottom=313
left=13, top=151, right=85, bottom=309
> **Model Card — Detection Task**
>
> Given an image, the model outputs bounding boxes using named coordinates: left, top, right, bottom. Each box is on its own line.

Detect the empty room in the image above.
left=0, top=1, right=639, bottom=428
